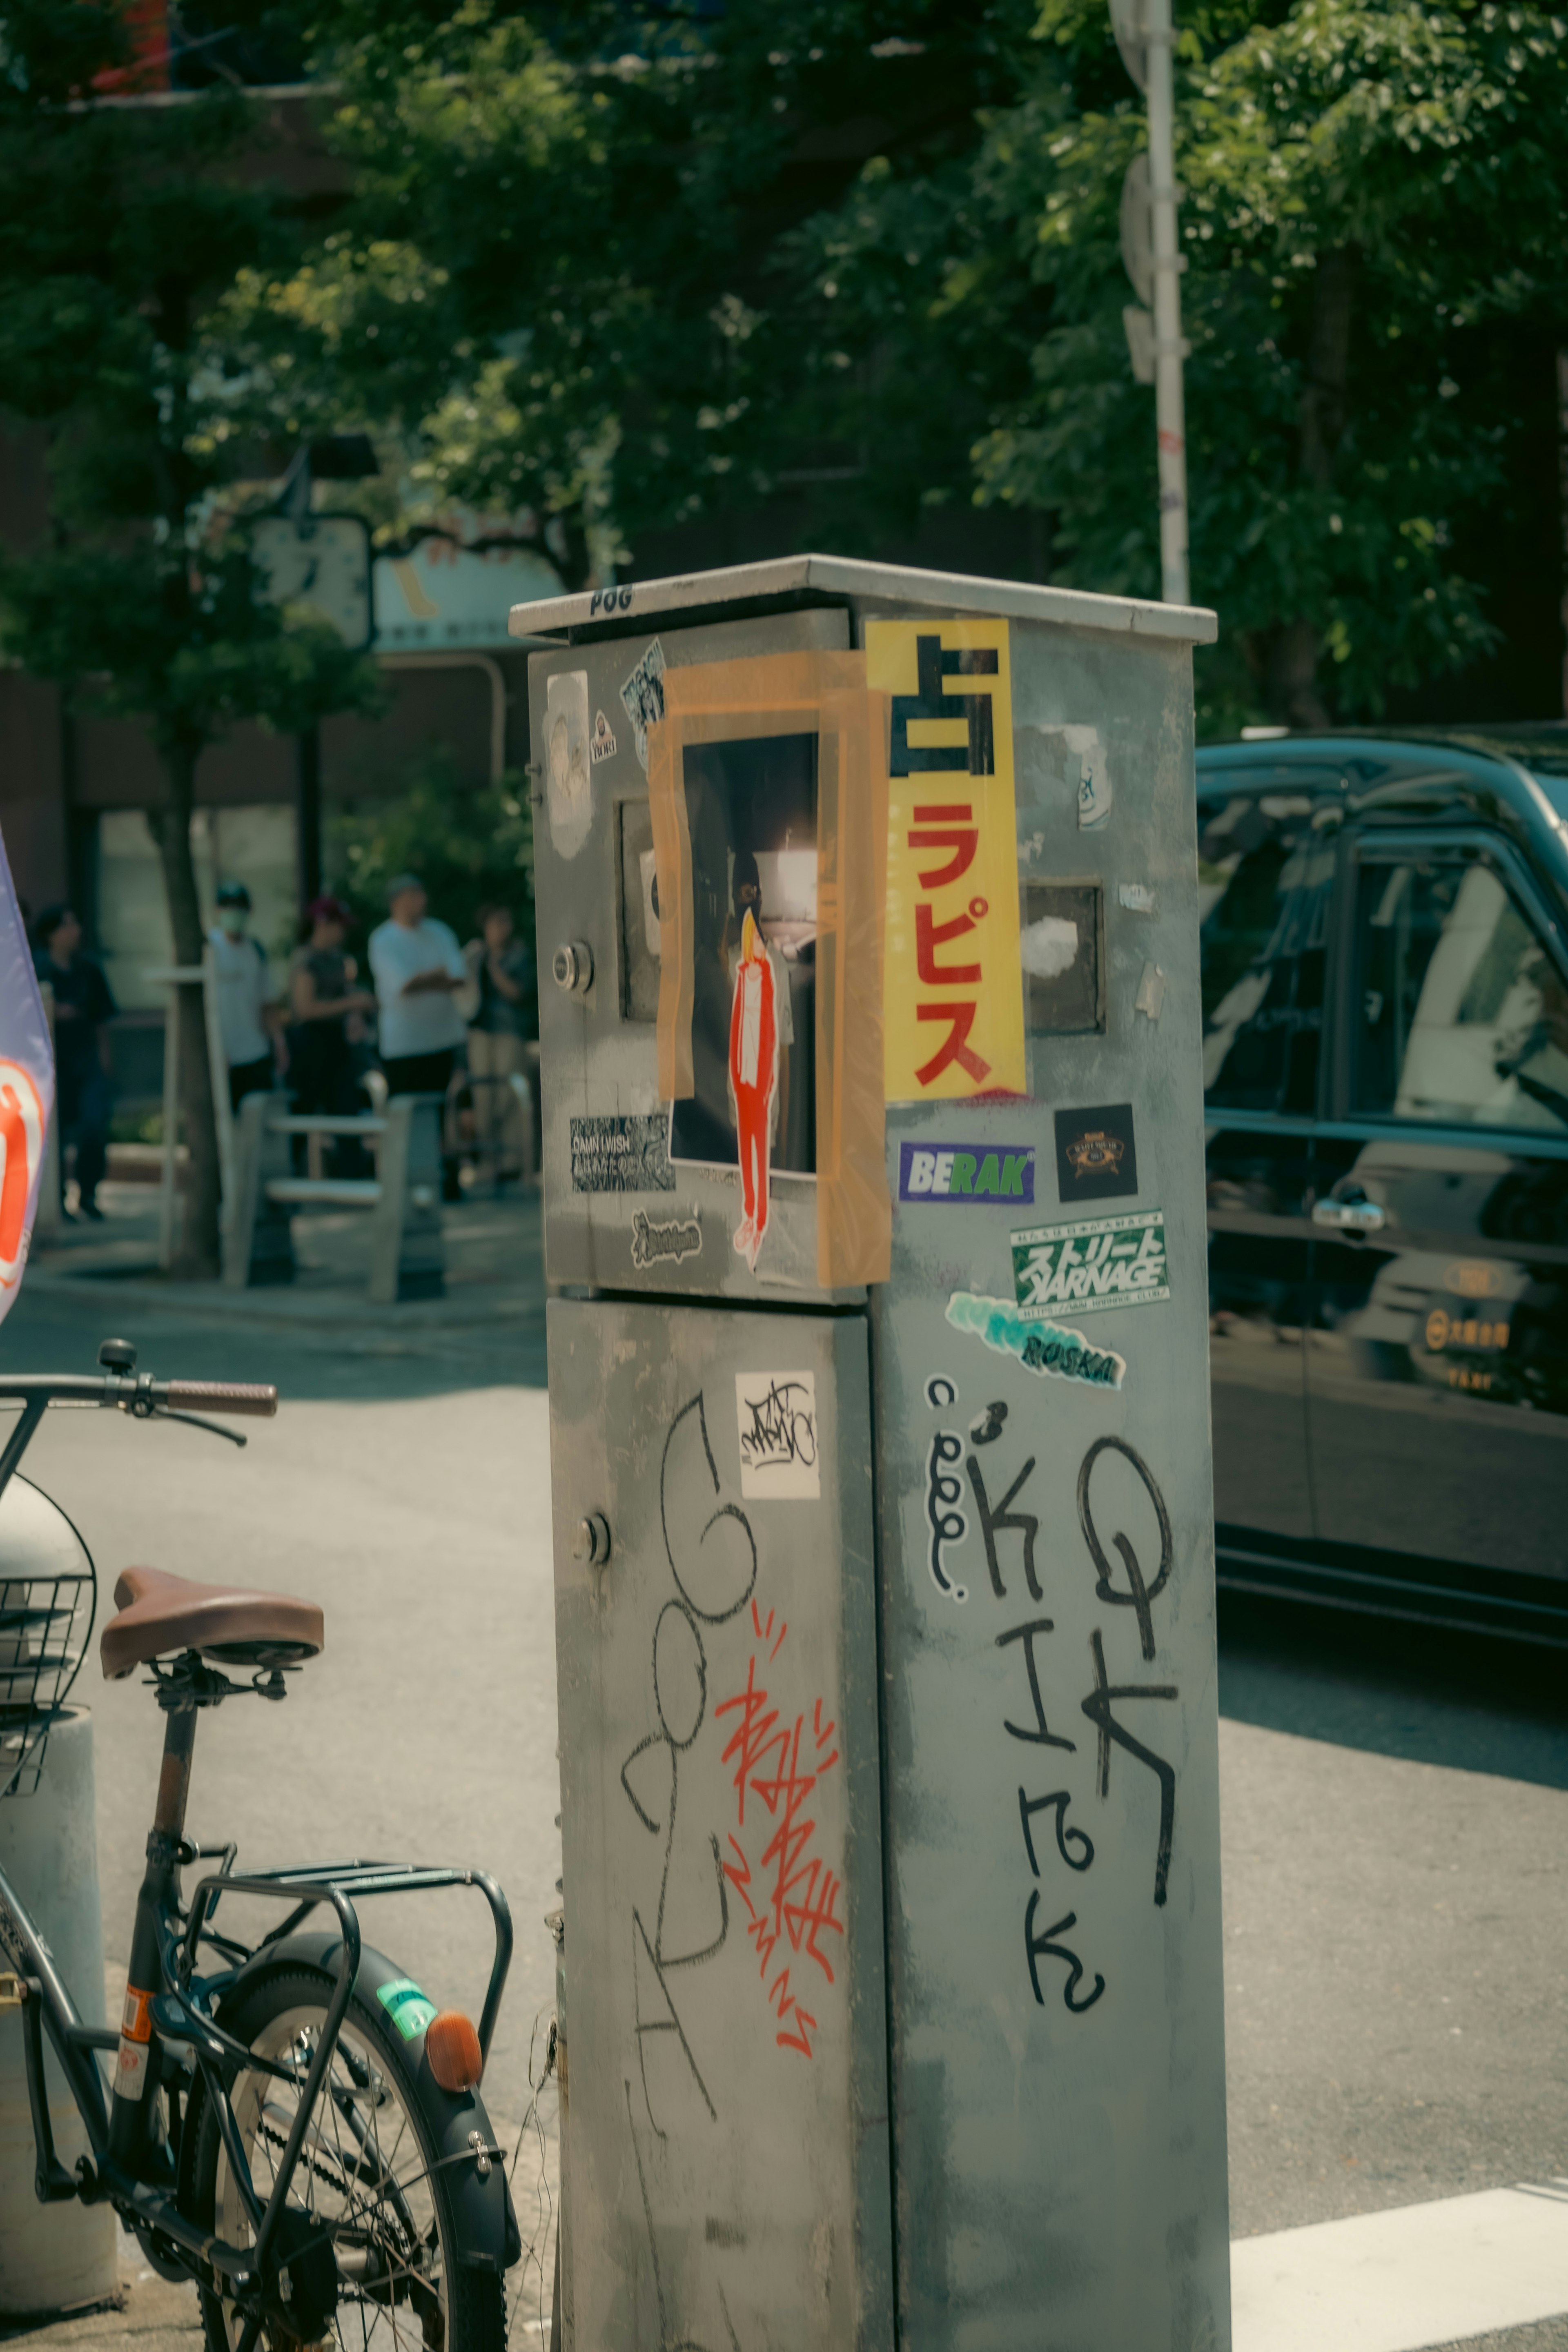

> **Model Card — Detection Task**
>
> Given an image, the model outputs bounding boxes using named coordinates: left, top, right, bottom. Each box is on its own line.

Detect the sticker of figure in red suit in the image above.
left=728, top=906, right=784, bottom=1271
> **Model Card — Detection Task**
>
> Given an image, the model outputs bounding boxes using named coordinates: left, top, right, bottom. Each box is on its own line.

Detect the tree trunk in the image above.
left=1267, top=246, right=1357, bottom=728
left=147, top=739, right=223, bottom=1279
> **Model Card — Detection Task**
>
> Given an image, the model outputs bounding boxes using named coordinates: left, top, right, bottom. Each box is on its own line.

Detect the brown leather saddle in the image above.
left=100, top=1566, right=324, bottom=1681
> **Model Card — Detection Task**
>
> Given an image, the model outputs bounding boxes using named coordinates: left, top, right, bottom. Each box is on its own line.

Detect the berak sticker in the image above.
left=590, top=708, right=617, bottom=764
left=900, top=1142, right=1034, bottom=1203
left=619, top=638, right=666, bottom=773
left=1012, top=1209, right=1169, bottom=1317
left=1055, top=1103, right=1138, bottom=1202
left=946, top=1293, right=1126, bottom=1390
left=569, top=1114, right=675, bottom=1193
left=735, top=1370, right=820, bottom=1499
left=630, top=1209, right=701, bottom=1270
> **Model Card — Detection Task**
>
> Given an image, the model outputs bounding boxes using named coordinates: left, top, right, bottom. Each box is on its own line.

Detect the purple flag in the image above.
left=0, top=821, right=55, bottom=1321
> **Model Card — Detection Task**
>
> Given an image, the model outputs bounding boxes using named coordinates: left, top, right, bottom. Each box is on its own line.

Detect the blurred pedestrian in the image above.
left=463, top=903, right=537, bottom=1181
left=287, top=895, right=377, bottom=1176
left=209, top=881, right=287, bottom=1111
left=31, top=904, right=114, bottom=1221
left=368, top=874, right=467, bottom=1202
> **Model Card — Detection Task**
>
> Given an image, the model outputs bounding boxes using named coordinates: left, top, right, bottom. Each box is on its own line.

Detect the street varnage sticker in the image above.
left=631, top=1208, right=701, bottom=1270
left=946, top=1292, right=1126, bottom=1389
left=619, top=638, right=666, bottom=772
left=735, top=1369, right=820, bottom=1499
left=1011, top=1209, right=1169, bottom=1318
left=898, top=1142, right=1034, bottom=1203
left=590, top=708, right=617, bottom=764
left=1054, top=1102, right=1138, bottom=1203
left=868, top=618, right=1025, bottom=1102
left=570, top=1114, right=675, bottom=1193
left=376, top=1978, right=438, bottom=2041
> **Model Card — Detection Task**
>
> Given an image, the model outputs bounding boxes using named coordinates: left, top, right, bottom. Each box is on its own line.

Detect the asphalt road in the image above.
left=5, top=1271, right=1568, bottom=2350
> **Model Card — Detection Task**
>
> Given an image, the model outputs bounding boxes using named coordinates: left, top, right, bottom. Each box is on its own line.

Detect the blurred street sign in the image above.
left=1109, top=0, right=1148, bottom=90
left=1120, top=152, right=1154, bottom=306
left=1123, top=303, right=1156, bottom=385
left=253, top=513, right=373, bottom=649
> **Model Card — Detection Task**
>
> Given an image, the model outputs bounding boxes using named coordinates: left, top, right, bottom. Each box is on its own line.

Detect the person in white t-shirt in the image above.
left=208, top=882, right=287, bottom=1112
left=368, top=875, right=469, bottom=1201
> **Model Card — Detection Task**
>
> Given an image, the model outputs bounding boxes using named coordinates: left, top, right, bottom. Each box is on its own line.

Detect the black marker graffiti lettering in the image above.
left=632, top=1210, right=702, bottom=1270
left=1080, top=1626, right=1178, bottom=1908
left=995, top=1619, right=1077, bottom=1751
left=969, top=1400, right=1008, bottom=1447
left=926, top=1374, right=958, bottom=1409
left=1018, top=1787, right=1094, bottom=1876
left=1077, top=1434, right=1173, bottom=1662
left=590, top=584, right=636, bottom=616
left=1025, top=1895, right=1105, bottom=2013
left=967, top=1453, right=1041, bottom=1602
left=925, top=1430, right=968, bottom=1600
left=662, top=1393, right=757, bottom=1626
left=737, top=1380, right=818, bottom=1480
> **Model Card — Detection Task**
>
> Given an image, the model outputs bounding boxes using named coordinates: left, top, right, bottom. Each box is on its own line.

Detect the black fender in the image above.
left=210, top=1931, right=521, bottom=2276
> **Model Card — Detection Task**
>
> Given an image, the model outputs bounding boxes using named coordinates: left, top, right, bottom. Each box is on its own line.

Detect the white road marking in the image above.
left=1233, top=2180, right=1568, bottom=2352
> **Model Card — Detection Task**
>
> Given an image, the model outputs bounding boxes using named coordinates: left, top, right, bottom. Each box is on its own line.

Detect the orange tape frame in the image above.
left=648, top=650, right=892, bottom=1290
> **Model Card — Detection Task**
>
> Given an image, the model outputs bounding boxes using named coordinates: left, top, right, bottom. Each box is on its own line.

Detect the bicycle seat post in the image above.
left=108, top=1664, right=202, bottom=2167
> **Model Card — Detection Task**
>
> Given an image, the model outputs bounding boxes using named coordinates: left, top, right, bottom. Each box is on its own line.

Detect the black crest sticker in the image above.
left=1054, top=1103, right=1138, bottom=1203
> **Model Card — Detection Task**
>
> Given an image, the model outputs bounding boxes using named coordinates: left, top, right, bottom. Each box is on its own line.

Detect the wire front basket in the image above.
left=0, top=1475, right=97, bottom=1800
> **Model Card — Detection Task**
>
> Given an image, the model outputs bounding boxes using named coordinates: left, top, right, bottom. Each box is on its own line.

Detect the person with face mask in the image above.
left=209, top=882, right=287, bottom=1112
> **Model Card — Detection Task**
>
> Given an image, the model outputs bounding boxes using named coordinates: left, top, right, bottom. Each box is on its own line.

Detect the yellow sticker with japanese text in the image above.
left=866, top=618, right=1025, bottom=1102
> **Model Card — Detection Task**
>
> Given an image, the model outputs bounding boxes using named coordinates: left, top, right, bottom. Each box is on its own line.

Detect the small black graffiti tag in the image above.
left=1081, top=1627, right=1178, bottom=1908
left=1076, top=1434, right=1173, bottom=1662
left=631, top=1210, right=702, bottom=1271
left=967, top=1453, right=1042, bottom=1603
left=737, top=1379, right=817, bottom=1478
left=1025, top=1894, right=1105, bottom=2013
left=996, top=1619, right=1077, bottom=1753
left=926, top=1429, right=968, bottom=1601
left=1018, top=1787, right=1094, bottom=1876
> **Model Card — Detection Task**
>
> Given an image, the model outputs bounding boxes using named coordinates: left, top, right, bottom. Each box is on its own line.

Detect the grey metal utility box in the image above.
left=518, top=555, right=1229, bottom=2352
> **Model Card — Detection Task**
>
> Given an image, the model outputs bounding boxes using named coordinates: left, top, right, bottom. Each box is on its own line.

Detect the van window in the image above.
left=1198, top=794, right=1333, bottom=1114
left=1352, top=849, right=1568, bottom=1133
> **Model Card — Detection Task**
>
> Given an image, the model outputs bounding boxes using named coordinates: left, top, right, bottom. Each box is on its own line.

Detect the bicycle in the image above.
left=0, top=1339, right=521, bottom=2352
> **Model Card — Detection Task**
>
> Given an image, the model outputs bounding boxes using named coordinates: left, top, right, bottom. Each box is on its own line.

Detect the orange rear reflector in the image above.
left=425, top=2009, right=483, bottom=2094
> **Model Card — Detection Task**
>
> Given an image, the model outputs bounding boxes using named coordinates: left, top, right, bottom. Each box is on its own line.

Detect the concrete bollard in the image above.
left=0, top=1709, right=118, bottom=2315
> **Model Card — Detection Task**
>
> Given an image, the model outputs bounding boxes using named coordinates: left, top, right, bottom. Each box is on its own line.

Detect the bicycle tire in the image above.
left=187, top=1965, right=504, bottom=2352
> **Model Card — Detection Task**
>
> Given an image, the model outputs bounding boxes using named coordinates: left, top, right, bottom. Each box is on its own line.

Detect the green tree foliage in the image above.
left=971, top=0, right=1568, bottom=724
left=254, top=0, right=1565, bottom=731
left=325, top=748, right=535, bottom=949
left=0, top=3, right=383, bottom=1274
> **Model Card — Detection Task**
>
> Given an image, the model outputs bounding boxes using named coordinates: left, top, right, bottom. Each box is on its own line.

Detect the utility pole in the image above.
left=1112, top=0, right=1190, bottom=606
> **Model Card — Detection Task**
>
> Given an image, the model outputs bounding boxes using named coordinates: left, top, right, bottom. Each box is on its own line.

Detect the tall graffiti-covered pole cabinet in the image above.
left=519, top=557, right=1229, bottom=2352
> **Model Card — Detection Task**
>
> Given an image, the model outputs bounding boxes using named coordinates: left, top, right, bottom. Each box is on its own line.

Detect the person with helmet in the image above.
left=209, top=882, right=287, bottom=1112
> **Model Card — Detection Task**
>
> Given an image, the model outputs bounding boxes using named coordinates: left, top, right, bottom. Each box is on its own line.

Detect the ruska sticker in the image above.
left=899, top=1142, right=1034, bottom=1203
left=945, top=1292, right=1126, bottom=1390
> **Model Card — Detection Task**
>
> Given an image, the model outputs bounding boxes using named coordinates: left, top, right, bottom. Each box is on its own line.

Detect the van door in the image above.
left=1308, top=829, right=1568, bottom=1620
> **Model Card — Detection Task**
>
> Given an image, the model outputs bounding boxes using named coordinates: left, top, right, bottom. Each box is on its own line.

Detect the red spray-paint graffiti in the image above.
left=715, top=1631, right=844, bottom=2058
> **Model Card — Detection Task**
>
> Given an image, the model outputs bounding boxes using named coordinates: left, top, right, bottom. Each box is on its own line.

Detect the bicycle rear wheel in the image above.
left=189, top=1966, right=503, bottom=2352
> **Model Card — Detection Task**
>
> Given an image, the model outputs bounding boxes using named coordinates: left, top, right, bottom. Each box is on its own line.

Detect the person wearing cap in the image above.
left=287, top=896, right=377, bottom=1173
left=368, top=875, right=468, bottom=1201
left=209, top=882, right=287, bottom=1113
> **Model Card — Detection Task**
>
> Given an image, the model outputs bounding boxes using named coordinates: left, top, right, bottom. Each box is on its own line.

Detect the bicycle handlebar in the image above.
left=0, top=1374, right=279, bottom=1417
left=164, top=1381, right=278, bottom=1419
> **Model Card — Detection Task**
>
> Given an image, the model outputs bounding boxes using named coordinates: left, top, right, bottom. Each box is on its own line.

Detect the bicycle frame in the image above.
left=0, top=1690, right=512, bottom=2346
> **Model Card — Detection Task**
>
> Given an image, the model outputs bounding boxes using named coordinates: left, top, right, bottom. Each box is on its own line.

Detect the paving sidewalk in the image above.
left=21, top=1178, right=549, bottom=1387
